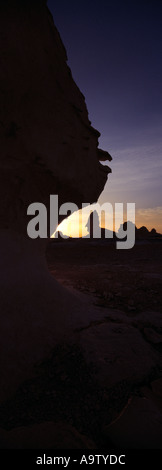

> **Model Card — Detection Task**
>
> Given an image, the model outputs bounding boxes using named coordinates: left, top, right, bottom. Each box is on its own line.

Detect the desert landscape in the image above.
left=0, top=235, right=162, bottom=449
left=0, top=0, right=161, bottom=455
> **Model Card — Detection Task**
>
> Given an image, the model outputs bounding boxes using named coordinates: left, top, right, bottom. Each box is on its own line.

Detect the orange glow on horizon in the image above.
left=51, top=205, right=162, bottom=238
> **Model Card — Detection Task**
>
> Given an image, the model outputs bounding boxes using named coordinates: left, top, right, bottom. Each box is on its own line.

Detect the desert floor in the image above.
left=0, top=238, right=162, bottom=449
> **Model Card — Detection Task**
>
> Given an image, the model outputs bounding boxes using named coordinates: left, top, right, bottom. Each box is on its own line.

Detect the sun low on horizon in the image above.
left=52, top=204, right=162, bottom=239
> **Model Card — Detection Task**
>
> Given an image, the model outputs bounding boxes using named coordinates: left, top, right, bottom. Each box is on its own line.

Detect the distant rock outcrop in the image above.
left=85, top=210, right=114, bottom=239
left=120, top=222, right=162, bottom=240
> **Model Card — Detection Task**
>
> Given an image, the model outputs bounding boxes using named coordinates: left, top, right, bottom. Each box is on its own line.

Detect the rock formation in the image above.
left=85, top=210, right=114, bottom=239
left=0, top=0, right=112, bottom=401
left=1, top=2, right=162, bottom=453
left=0, top=0, right=111, bottom=235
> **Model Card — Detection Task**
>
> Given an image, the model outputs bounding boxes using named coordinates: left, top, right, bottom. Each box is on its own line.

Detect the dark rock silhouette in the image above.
left=0, top=2, right=162, bottom=453
left=85, top=210, right=114, bottom=239
left=0, top=0, right=111, bottom=236
left=136, top=225, right=149, bottom=239
left=86, top=210, right=100, bottom=238
left=0, top=0, right=112, bottom=401
left=150, top=228, right=157, bottom=235
left=119, top=222, right=162, bottom=240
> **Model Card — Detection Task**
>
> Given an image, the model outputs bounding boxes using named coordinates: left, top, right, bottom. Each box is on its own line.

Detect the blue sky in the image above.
left=48, top=0, right=162, bottom=232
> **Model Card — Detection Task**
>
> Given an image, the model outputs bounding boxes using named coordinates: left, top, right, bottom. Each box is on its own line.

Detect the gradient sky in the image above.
left=48, top=0, right=162, bottom=234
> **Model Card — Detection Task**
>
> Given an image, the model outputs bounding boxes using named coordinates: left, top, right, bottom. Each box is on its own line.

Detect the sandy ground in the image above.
left=47, top=238, right=162, bottom=315
left=0, top=238, right=162, bottom=449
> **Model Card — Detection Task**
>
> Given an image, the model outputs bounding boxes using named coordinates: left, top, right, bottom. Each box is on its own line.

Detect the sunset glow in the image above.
left=53, top=205, right=162, bottom=238
left=48, top=0, right=162, bottom=237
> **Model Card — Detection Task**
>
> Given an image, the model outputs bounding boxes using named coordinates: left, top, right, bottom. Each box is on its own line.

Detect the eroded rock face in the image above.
left=0, top=0, right=111, bottom=235
left=0, top=1, right=111, bottom=403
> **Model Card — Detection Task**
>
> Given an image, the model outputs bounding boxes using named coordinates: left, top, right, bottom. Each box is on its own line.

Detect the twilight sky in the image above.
left=48, top=0, right=162, bottom=234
